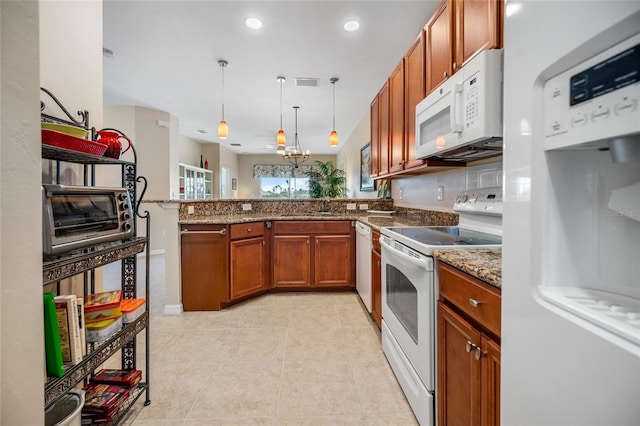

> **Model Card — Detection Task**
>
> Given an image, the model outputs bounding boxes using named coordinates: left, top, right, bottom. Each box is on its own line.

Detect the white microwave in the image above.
left=415, top=49, right=504, bottom=161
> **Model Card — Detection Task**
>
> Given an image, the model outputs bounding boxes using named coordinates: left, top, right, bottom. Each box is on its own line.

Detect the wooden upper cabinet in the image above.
left=370, top=96, right=380, bottom=178
left=455, top=0, right=503, bottom=69
left=427, top=0, right=503, bottom=94
left=388, top=59, right=405, bottom=174
left=404, top=31, right=427, bottom=170
left=378, top=81, right=390, bottom=176
left=426, top=0, right=453, bottom=93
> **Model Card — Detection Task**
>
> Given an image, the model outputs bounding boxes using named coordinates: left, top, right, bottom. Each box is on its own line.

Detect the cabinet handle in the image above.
left=307, top=239, right=309, bottom=245
left=466, top=340, right=475, bottom=353
left=443, top=71, right=448, bottom=78
left=377, top=261, right=381, bottom=267
left=316, top=239, right=319, bottom=245
left=452, top=61, right=457, bottom=70
left=181, top=228, right=227, bottom=236
left=247, top=228, right=252, bottom=232
left=469, top=298, right=482, bottom=308
left=475, top=347, right=486, bottom=361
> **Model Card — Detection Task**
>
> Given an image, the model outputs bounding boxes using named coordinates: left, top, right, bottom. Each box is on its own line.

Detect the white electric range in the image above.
left=379, top=187, right=503, bottom=426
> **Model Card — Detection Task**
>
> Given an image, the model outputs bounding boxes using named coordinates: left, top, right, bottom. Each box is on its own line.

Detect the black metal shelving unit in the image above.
left=41, top=88, right=151, bottom=424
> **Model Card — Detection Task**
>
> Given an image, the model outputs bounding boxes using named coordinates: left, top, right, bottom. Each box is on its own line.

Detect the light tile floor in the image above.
left=104, top=256, right=417, bottom=425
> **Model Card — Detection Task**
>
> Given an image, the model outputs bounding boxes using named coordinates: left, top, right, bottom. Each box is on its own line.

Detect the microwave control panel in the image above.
left=543, top=33, right=640, bottom=151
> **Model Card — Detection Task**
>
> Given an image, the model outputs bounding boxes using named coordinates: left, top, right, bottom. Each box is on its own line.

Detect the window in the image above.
left=260, top=177, right=309, bottom=198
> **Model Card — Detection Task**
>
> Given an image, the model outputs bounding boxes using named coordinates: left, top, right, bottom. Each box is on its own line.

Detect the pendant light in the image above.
left=276, top=76, right=286, bottom=150
left=329, top=77, right=339, bottom=147
left=217, top=59, right=229, bottom=139
left=282, top=106, right=309, bottom=168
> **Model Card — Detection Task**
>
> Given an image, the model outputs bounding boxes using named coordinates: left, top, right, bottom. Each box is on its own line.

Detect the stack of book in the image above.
left=43, top=292, right=87, bottom=375
left=81, top=369, right=142, bottom=424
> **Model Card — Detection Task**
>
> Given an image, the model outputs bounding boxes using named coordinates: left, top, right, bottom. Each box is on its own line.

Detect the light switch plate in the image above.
left=242, top=203, right=252, bottom=211
left=187, top=205, right=195, bottom=214
left=346, top=203, right=357, bottom=210
left=359, top=203, right=369, bottom=210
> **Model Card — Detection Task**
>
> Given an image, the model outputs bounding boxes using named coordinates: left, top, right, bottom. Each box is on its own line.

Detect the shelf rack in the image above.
left=41, top=88, right=151, bottom=424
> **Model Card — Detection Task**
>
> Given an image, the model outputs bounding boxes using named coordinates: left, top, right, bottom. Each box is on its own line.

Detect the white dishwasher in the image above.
left=355, top=221, right=372, bottom=312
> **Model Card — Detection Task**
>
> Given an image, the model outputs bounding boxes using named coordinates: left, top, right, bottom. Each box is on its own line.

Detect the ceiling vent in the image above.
left=295, top=78, right=319, bottom=87
left=230, top=143, right=242, bottom=146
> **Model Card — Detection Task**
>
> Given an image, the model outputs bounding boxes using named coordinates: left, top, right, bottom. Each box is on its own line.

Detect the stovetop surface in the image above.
left=382, top=226, right=502, bottom=251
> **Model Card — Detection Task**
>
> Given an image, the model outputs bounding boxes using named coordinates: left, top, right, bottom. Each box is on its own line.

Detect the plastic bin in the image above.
left=45, top=390, right=84, bottom=426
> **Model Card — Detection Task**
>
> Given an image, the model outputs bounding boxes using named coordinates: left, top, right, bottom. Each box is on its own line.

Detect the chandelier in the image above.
left=282, top=106, right=309, bottom=168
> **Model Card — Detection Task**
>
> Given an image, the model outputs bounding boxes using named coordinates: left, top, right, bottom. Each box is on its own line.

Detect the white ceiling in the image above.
left=103, top=1, right=438, bottom=155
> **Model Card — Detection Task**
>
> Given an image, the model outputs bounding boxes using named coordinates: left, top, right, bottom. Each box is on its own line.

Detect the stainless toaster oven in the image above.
left=42, top=184, right=134, bottom=256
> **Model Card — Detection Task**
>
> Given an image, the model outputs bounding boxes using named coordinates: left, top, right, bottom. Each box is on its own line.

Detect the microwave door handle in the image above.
left=451, top=82, right=463, bottom=133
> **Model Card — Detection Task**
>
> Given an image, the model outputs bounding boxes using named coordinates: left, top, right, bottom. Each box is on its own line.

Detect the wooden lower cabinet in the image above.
left=230, top=236, right=265, bottom=299
left=371, top=248, right=382, bottom=328
left=438, top=262, right=501, bottom=426
left=272, top=221, right=355, bottom=289
left=273, top=236, right=311, bottom=287
left=180, top=224, right=228, bottom=311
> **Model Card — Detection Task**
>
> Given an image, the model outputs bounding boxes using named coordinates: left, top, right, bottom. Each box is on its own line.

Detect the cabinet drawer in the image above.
left=230, top=222, right=264, bottom=240
left=273, top=220, right=351, bottom=235
left=438, top=262, right=501, bottom=337
left=372, top=230, right=381, bottom=252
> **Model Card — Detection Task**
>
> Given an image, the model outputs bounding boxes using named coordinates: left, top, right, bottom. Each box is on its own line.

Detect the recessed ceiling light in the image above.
left=343, top=20, right=360, bottom=32
left=245, top=17, right=262, bottom=30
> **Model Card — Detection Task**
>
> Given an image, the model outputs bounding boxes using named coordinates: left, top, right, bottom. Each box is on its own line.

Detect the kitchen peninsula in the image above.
left=150, top=198, right=460, bottom=314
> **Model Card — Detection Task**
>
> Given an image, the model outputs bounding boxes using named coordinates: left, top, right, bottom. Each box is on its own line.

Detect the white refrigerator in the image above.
left=502, top=1, right=640, bottom=425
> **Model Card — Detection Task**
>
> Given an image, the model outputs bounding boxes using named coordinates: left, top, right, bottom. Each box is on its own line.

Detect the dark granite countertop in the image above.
left=432, top=249, right=502, bottom=289
left=179, top=212, right=364, bottom=225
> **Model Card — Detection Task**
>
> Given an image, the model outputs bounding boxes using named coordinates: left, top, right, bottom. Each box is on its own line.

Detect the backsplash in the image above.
left=178, top=198, right=394, bottom=219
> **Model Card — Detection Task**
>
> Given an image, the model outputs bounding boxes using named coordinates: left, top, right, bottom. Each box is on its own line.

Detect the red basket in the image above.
left=42, top=129, right=108, bottom=156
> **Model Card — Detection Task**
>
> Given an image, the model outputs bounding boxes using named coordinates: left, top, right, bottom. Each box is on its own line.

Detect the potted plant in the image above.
left=307, top=160, right=348, bottom=198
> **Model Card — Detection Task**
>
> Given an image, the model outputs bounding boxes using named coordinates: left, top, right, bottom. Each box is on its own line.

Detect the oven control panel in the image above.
left=453, top=187, right=503, bottom=215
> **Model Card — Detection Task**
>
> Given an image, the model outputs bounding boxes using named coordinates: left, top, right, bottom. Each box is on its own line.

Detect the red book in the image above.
left=82, top=383, right=129, bottom=414
left=90, top=369, right=142, bottom=389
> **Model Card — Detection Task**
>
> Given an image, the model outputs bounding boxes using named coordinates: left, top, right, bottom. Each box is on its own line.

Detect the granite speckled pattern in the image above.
left=432, top=249, right=502, bottom=289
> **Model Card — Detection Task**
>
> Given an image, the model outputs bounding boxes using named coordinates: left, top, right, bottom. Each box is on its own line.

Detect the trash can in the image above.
left=45, top=390, right=84, bottom=426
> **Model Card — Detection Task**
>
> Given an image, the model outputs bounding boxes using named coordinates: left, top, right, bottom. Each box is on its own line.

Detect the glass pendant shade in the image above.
left=276, top=76, right=286, bottom=147
left=329, top=130, right=339, bottom=147
left=218, top=120, right=228, bottom=139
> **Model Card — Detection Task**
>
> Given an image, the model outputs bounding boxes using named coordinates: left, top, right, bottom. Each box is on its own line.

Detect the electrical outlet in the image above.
left=359, top=203, right=369, bottom=210
left=346, top=203, right=357, bottom=210
left=242, top=203, right=252, bottom=211
left=438, top=186, right=444, bottom=201
left=187, top=205, right=194, bottom=214
left=399, top=188, right=404, bottom=200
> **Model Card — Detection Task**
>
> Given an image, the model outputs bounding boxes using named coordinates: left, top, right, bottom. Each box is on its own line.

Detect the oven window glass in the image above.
left=51, top=194, right=119, bottom=236
left=386, top=264, right=418, bottom=344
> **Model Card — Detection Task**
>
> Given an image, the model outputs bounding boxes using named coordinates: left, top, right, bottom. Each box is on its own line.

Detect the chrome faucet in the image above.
left=319, top=199, right=330, bottom=213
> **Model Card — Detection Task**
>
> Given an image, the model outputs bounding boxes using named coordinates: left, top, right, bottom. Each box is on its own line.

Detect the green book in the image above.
left=43, top=292, right=64, bottom=377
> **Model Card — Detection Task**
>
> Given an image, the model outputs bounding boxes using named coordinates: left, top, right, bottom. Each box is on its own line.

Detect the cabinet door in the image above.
left=404, top=31, right=427, bottom=170
left=180, top=225, right=228, bottom=311
left=438, top=302, right=482, bottom=426
left=230, top=236, right=265, bottom=300
left=426, top=0, right=453, bottom=93
left=455, top=0, right=502, bottom=69
left=370, top=96, right=380, bottom=178
left=388, top=59, right=405, bottom=174
left=481, top=335, right=501, bottom=426
left=371, top=249, right=382, bottom=328
left=314, top=235, right=352, bottom=287
left=378, top=81, right=390, bottom=176
left=273, top=236, right=311, bottom=287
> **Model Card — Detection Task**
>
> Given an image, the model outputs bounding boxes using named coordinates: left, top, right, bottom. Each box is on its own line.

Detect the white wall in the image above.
left=1, top=2, right=43, bottom=424
left=219, top=144, right=239, bottom=199
left=1, top=1, right=102, bottom=423
left=336, top=111, right=375, bottom=198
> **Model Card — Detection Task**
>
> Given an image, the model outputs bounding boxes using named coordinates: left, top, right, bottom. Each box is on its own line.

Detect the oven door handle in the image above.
left=380, top=238, right=429, bottom=269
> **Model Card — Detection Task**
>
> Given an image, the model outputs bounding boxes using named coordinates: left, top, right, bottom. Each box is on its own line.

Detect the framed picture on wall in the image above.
left=360, top=143, right=375, bottom=191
